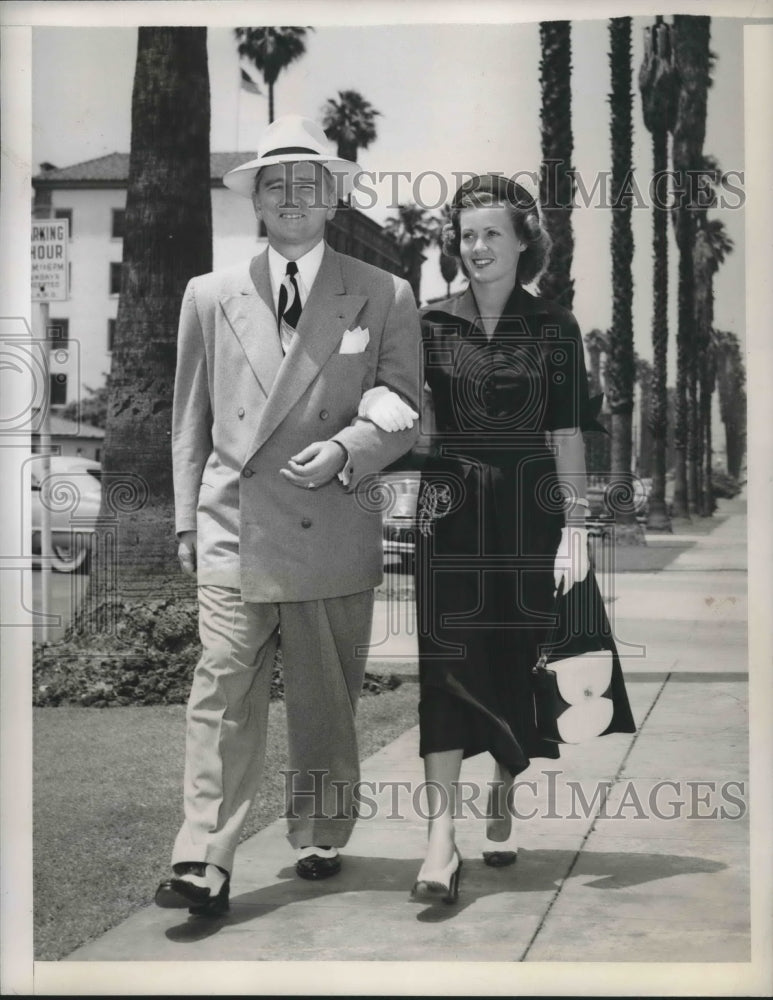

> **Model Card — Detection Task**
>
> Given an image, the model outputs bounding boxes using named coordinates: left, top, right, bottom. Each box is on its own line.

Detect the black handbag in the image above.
left=531, top=580, right=615, bottom=744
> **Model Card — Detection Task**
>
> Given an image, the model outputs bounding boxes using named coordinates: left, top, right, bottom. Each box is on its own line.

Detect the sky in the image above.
left=31, top=17, right=747, bottom=368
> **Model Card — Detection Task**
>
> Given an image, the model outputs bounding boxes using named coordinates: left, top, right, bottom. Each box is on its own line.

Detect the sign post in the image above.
left=31, top=217, right=70, bottom=640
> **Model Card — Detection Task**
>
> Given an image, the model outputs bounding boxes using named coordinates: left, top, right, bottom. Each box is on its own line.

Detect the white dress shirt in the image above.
left=267, top=239, right=353, bottom=485
left=267, top=239, right=325, bottom=317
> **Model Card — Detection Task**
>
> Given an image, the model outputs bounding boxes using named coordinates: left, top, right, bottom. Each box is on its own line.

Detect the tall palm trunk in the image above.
left=648, top=124, right=672, bottom=528
left=701, top=335, right=717, bottom=514
left=671, top=14, right=711, bottom=519
left=687, top=345, right=701, bottom=515
left=694, top=223, right=713, bottom=516
left=694, top=215, right=733, bottom=514
left=83, top=27, right=212, bottom=626
left=639, top=16, right=677, bottom=531
left=672, top=210, right=694, bottom=518
left=606, top=18, right=643, bottom=543
left=539, top=21, right=575, bottom=309
left=714, top=330, right=746, bottom=480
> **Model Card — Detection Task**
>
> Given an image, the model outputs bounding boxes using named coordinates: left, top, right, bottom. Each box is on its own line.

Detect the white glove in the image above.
left=358, top=385, right=419, bottom=432
left=553, top=525, right=590, bottom=595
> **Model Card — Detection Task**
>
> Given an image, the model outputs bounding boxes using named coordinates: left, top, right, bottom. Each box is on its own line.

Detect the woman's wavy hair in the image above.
left=441, top=174, right=551, bottom=287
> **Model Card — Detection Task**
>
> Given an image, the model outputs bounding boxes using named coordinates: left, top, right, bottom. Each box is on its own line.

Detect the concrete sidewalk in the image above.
left=66, top=498, right=750, bottom=964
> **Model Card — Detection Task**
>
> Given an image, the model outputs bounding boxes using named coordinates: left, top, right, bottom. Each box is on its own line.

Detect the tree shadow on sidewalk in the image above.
left=162, top=847, right=727, bottom=941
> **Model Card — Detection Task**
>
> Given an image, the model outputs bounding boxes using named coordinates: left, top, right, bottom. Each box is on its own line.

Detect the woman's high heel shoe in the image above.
left=483, top=785, right=518, bottom=867
left=411, top=847, right=463, bottom=904
left=482, top=833, right=518, bottom=868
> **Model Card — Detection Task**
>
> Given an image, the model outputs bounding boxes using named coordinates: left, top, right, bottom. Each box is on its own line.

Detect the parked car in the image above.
left=586, top=475, right=652, bottom=537
left=381, top=472, right=420, bottom=573
left=381, top=472, right=653, bottom=560
left=28, top=455, right=102, bottom=573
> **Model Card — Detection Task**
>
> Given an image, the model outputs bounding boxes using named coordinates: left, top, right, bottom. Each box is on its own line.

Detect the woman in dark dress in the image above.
left=411, top=174, right=635, bottom=901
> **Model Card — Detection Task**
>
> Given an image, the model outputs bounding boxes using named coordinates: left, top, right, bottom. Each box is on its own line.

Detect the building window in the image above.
left=50, top=372, right=68, bottom=405
left=108, top=318, right=116, bottom=351
left=109, top=262, right=122, bottom=296
left=55, top=208, right=73, bottom=238
left=111, top=208, right=125, bottom=240
left=48, top=318, right=69, bottom=344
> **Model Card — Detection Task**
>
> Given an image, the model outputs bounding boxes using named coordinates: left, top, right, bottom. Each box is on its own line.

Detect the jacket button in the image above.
left=243, top=467, right=254, bottom=478
left=319, top=409, right=329, bottom=420
left=238, top=407, right=245, bottom=418
left=301, top=517, right=312, bottom=529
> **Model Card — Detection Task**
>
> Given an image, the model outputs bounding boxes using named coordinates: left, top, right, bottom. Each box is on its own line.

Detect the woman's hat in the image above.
left=452, top=173, right=539, bottom=217
left=223, top=115, right=362, bottom=199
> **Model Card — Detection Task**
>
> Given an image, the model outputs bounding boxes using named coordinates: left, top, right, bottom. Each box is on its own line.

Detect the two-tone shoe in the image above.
left=295, top=846, right=341, bottom=881
left=154, top=862, right=230, bottom=917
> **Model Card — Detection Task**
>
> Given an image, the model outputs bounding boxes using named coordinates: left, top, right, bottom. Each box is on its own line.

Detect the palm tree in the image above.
left=50, top=25, right=211, bottom=655
left=694, top=212, right=733, bottom=514
left=383, top=204, right=435, bottom=304
left=712, top=329, right=746, bottom=481
left=584, top=328, right=609, bottom=397
left=101, top=27, right=212, bottom=597
left=634, top=355, right=654, bottom=478
left=584, top=329, right=611, bottom=482
left=606, top=17, right=644, bottom=543
left=539, top=20, right=575, bottom=309
left=433, top=204, right=459, bottom=297
left=639, top=15, right=678, bottom=531
left=321, top=90, right=381, bottom=162
left=234, top=27, right=312, bottom=123
left=670, top=14, right=712, bottom=518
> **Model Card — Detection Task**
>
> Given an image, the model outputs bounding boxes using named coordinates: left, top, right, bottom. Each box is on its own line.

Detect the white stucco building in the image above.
left=32, top=153, right=403, bottom=411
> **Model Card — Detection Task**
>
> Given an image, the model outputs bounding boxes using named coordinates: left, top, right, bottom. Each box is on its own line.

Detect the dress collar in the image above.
left=424, top=281, right=541, bottom=338
left=267, top=240, right=326, bottom=310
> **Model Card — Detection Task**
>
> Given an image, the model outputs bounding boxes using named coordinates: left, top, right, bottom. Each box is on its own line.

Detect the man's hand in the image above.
left=553, top=525, right=590, bottom=595
left=178, top=530, right=198, bottom=576
left=280, top=440, right=347, bottom=489
left=358, top=385, right=419, bottom=432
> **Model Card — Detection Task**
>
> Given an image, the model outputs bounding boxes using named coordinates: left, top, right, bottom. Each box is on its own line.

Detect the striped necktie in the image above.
left=277, top=260, right=302, bottom=353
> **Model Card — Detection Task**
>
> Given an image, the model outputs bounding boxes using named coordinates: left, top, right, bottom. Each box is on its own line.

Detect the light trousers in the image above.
left=171, top=584, right=374, bottom=874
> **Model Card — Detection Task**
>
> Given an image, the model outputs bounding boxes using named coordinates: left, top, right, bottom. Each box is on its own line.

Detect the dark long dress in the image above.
left=415, top=282, right=635, bottom=777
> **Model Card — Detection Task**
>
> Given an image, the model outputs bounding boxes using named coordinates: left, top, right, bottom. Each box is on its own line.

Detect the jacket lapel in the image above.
left=219, top=251, right=284, bottom=399
left=246, top=246, right=367, bottom=459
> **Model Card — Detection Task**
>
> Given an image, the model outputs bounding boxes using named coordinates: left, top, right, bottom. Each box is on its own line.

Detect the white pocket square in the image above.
left=338, top=325, right=370, bottom=354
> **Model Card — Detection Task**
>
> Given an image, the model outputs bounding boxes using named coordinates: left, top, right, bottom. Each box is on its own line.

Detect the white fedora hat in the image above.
left=223, top=114, right=362, bottom=199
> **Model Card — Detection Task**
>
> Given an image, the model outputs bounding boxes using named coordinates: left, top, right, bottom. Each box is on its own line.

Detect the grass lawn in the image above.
left=33, top=684, right=419, bottom=961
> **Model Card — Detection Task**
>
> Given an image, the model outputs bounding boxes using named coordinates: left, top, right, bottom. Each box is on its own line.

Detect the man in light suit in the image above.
left=155, top=116, right=421, bottom=915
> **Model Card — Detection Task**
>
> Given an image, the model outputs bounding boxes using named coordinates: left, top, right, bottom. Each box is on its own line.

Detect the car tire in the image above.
left=51, top=535, right=91, bottom=574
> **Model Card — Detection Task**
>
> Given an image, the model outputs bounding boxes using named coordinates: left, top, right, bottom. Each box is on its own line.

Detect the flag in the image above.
left=240, top=69, right=261, bottom=95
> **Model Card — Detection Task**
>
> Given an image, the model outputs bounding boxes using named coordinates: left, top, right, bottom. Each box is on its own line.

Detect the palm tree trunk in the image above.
left=726, top=420, right=742, bottom=480
left=699, top=356, right=714, bottom=515
left=75, top=27, right=212, bottom=629
left=687, top=362, right=700, bottom=515
left=646, top=128, right=672, bottom=531
left=268, top=81, right=275, bottom=123
left=672, top=224, right=692, bottom=520
left=671, top=14, right=711, bottom=520
left=539, top=21, right=575, bottom=309
left=606, top=17, right=644, bottom=544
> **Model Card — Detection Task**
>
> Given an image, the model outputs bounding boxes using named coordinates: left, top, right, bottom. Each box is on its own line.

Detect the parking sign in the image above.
left=31, top=218, right=70, bottom=301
